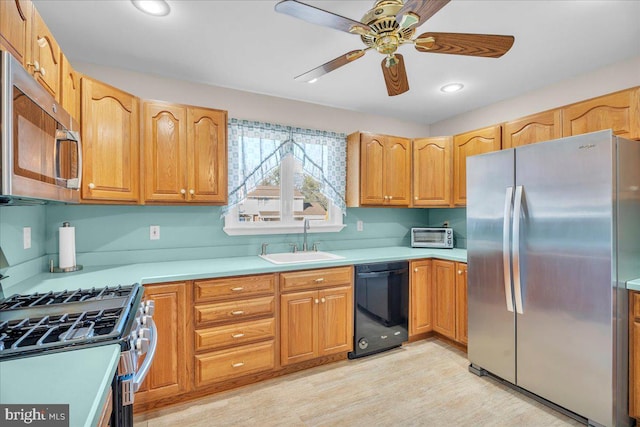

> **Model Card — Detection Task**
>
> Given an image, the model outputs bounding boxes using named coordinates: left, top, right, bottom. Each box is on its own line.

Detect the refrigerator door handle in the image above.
left=503, top=186, right=514, bottom=313
left=512, top=185, right=524, bottom=314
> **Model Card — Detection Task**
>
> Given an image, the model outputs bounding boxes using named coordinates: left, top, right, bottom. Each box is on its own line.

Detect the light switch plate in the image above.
left=356, top=220, right=363, bottom=232
left=23, top=227, right=31, bottom=249
left=150, top=225, right=160, bottom=240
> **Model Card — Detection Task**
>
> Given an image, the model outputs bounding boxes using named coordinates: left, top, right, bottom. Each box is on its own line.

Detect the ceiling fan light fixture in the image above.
left=131, top=0, right=170, bottom=17
left=440, top=83, right=464, bottom=93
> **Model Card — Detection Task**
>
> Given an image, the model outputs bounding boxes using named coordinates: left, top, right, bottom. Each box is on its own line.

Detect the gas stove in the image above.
left=0, top=283, right=155, bottom=427
left=0, top=285, right=144, bottom=360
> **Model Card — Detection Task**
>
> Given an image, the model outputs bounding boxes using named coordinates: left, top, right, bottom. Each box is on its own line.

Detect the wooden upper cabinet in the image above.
left=412, top=137, right=452, bottom=207
left=143, top=101, right=188, bottom=203
left=81, top=77, right=140, bottom=203
left=562, top=87, right=640, bottom=140
left=186, top=107, right=227, bottom=204
left=29, top=8, right=60, bottom=99
left=503, top=109, right=562, bottom=149
left=453, top=125, right=501, bottom=206
left=142, top=104, right=227, bottom=204
left=59, top=53, right=81, bottom=125
left=346, top=132, right=411, bottom=207
left=0, top=0, right=32, bottom=65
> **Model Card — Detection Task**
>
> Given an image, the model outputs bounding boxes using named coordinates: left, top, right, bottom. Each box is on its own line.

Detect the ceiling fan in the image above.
left=274, top=0, right=515, bottom=96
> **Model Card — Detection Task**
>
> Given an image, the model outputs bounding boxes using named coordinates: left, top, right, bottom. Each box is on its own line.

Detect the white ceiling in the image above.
left=34, top=0, right=640, bottom=125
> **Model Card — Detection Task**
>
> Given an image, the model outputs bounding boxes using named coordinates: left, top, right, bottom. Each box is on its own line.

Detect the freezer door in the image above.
left=514, top=132, right=614, bottom=426
left=467, top=149, right=516, bottom=383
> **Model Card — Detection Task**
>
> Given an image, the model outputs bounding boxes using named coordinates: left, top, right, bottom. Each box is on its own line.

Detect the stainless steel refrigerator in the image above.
left=467, top=130, right=640, bottom=427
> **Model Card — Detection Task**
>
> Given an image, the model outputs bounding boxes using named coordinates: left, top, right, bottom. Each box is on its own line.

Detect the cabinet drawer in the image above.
left=195, top=296, right=275, bottom=326
left=195, top=318, right=276, bottom=352
left=633, top=292, right=640, bottom=319
left=195, top=274, right=275, bottom=302
left=280, top=266, right=352, bottom=292
left=195, top=340, right=275, bottom=387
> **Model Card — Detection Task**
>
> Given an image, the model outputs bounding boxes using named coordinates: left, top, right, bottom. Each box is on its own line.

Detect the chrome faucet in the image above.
left=302, top=218, right=310, bottom=252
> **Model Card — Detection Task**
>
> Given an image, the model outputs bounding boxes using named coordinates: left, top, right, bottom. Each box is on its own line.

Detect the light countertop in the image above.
left=628, top=278, right=640, bottom=292
left=0, top=344, right=120, bottom=427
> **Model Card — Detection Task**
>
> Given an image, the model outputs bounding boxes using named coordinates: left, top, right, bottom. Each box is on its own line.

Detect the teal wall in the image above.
left=428, top=208, right=467, bottom=248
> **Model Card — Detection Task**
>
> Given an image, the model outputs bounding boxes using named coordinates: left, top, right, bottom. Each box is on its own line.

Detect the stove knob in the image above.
left=137, top=327, right=152, bottom=340
left=141, top=315, right=152, bottom=327
left=144, top=301, right=155, bottom=316
left=136, top=337, right=150, bottom=354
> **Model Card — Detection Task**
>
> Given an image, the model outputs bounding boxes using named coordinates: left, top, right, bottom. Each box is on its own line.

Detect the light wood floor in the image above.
left=134, top=339, right=583, bottom=427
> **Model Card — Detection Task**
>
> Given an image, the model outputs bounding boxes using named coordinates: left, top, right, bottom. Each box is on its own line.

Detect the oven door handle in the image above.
left=133, top=317, right=158, bottom=392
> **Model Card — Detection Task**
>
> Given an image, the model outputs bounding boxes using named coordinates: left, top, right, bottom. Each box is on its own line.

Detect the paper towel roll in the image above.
left=59, top=223, right=76, bottom=269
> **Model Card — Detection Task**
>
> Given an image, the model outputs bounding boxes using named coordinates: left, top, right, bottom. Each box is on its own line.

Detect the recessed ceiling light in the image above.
left=440, top=83, right=464, bottom=93
left=308, top=78, right=318, bottom=84
left=131, top=0, right=170, bottom=16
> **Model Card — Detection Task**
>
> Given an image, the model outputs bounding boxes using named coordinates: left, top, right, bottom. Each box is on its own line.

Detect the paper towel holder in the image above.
left=51, top=222, right=83, bottom=273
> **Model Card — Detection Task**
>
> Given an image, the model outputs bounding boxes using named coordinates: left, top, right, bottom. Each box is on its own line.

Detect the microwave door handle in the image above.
left=54, top=129, right=81, bottom=189
left=133, top=316, right=158, bottom=392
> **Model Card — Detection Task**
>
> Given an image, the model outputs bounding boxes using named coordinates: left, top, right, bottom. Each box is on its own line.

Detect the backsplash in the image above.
left=1, top=204, right=467, bottom=288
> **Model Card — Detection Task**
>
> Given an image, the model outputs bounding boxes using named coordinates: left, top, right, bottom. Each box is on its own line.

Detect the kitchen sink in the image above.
left=259, top=251, right=345, bottom=265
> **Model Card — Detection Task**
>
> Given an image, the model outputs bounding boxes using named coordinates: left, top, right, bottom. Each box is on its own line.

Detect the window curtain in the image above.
left=224, top=118, right=347, bottom=215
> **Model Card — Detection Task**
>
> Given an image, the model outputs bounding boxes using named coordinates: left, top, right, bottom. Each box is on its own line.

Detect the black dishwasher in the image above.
left=349, top=261, right=409, bottom=359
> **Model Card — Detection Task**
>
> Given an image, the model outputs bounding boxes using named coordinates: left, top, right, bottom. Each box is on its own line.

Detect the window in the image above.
left=223, top=120, right=346, bottom=236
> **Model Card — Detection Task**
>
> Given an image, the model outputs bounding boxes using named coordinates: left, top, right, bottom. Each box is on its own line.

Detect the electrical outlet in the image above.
left=23, top=227, right=31, bottom=249
left=356, top=220, right=363, bottom=232
left=150, top=225, right=160, bottom=240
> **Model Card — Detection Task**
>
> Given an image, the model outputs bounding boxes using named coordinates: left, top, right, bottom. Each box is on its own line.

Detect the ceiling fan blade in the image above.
left=275, top=0, right=371, bottom=35
left=294, top=49, right=368, bottom=83
left=415, top=32, right=515, bottom=58
left=397, top=0, right=450, bottom=30
left=381, top=54, right=409, bottom=96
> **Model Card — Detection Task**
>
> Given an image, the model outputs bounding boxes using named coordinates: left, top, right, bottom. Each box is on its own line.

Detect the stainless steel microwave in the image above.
left=1, top=50, right=81, bottom=205
left=411, top=227, right=454, bottom=248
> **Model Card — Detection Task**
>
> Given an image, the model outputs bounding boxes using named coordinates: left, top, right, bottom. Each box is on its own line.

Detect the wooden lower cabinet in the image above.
left=135, top=282, right=191, bottom=405
left=629, top=291, right=640, bottom=419
left=409, top=259, right=433, bottom=337
left=431, top=260, right=467, bottom=345
left=195, top=340, right=275, bottom=387
left=455, top=263, right=468, bottom=345
left=280, top=267, right=353, bottom=367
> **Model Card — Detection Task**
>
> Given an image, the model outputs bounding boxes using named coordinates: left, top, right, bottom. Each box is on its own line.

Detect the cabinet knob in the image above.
left=315, top=298, right=319, bottom=304
left=180, top=188, right=186, bottom=195
left=189, top=189, right=195, bottom=196
left=389, top=196, right=393, bottom=200
left=230, top=310, right=245, bottom=316
left=414, top=196, right=418, bottom=200
left=230, top=287, right=244, bottom=292
left=231, top=362, right=245, bottom=368
left=314, top=278, right=324, bottom=283
left=414, top=268, right=418, bottom=273
left=458, top=270, right=463, bottom=275
left=36, top=37, right=47, bottom=48
left=88, top=183, right=95, bottom=190
left=321, top=297, right=326, bottom=303
left=36, top=66, right=46, bottom=77
left=231, top=333, right=245, bottom=339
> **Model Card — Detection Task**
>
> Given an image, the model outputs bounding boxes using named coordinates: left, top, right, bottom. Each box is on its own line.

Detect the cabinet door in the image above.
left=81, top=77, right=140, bottom=202
left=384, top=136, right=411, bottom=206
left=0, top=0, right=31, bottom=65
left=318, top=286, right=353, bottom=356
left=280, top=290, right=318, bottom=366
left=359, top=134, right=385, bottom=205
left=412, top=137, right=452, bottom=207
left=562, top=88, right=640, bottom=140
left=142, top=102, right=188, bottom=203
left=30, top=9, right=60, bottom=99
left=503, top=110, right=562, bottom=149
left=136, top=282, right=190, bottom=404
left=630, top=292, right=640, bottom=419
left=59, top=54, right=81, bottom=124
left=409, top=260, right=432, bottom=337
left=432, top=260, right=456, bottom=339
left=455, top=262, right=468, bottom=345
left=186, top=107, right=227, bottom=203
left=453, top=125, right=501, bottom=206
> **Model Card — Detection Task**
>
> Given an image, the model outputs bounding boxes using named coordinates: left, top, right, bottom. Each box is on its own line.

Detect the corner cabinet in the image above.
left=280, top=267, right=353, bottom=366
left=562, top=87, right=640, bottom=140
left=431, top=259, right=467, bottom=345
left=409, top=259, right=433, bottom=337
left=81, top=77, right=140, bottom=203
left=142, top=102, right=227, bottom=204
left=453, top=125, right=501, bottom=206
left=629, top=291, right=640, bottom=420
left=503, top=109, right=562, bottom=149
left=346, top=132, right=411, bottom=207
left=135, top=282, right=191, bottom=406
left=412, top=137, right=452, bottom=207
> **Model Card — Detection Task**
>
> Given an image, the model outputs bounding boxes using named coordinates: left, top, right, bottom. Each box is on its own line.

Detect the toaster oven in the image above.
left=411, top=227, right=454, bottom=249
